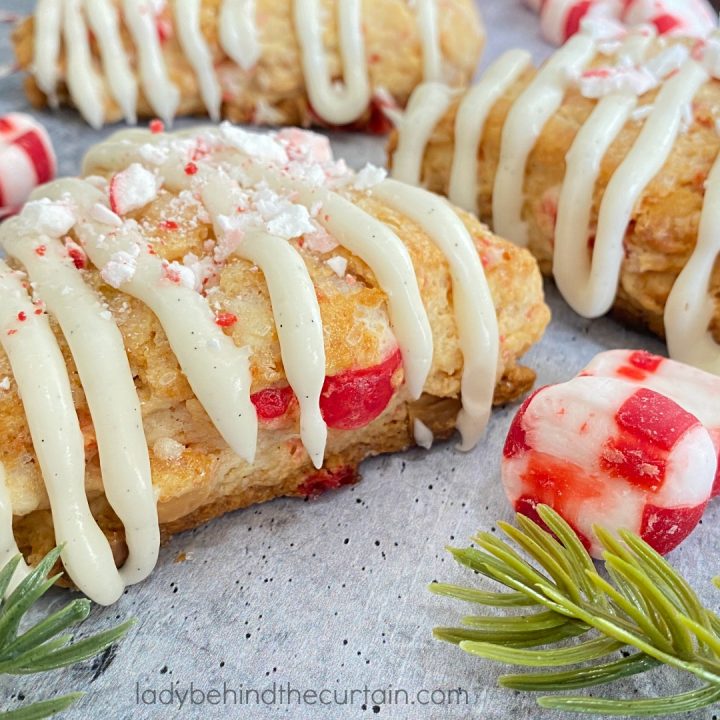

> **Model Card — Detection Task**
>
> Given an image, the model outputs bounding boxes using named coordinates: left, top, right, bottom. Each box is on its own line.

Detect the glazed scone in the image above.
left=0, top=125, right=548, bottom=604
left=388, top=32, right=720, bottom=374
left=12, top=0, right=484, bottom=130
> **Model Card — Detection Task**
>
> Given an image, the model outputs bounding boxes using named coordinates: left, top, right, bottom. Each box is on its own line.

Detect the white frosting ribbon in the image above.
left=664, top=153, right=720, bottom=374
left=2, top=203, right=160, bottom=588
left=219, top=0, right=260, bottom=71
left=449, top=50, right=533, bottom=214
left=122, top=0, right=180, bottom=124
left=174, top=0, right=222, bottom=121
left=373, top=179, right=499, bottom=448
left=493, top=33, right=597, bottom=247
left=83, top=0, right=138, bottom=124
left=0, top=258, right=125, bottom=605
left=391, top=83, right=455, bottom=186
left=294, top=0, right=371, bottom=125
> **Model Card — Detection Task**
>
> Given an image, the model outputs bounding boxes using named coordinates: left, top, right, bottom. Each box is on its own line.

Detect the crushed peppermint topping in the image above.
left=19, top=198, right=76, bottom=238
left=353, top=163, right=387, bottom=190
left=220, top=122, right=289, bottom=165
left=149, top=119, right=165, bottom=134
left=0, top=377, right=10, bottom=391
left=326, top=255, right=348, bottom=277
left=65, top=239, right=87, bottom=269
left=91, top=203, right=123, bottom=227
left=101, top=245, right=140, bottom=288
left=162, top=260, right=196, bottom=289
left=109, top=163, right=162, bottom=215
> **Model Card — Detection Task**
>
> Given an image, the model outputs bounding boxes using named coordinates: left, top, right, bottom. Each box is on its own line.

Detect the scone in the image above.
left=388, top=30, right=720, bottom=375
left=11, top=0, right=484, bottom=130
left=0, top=124, right=549, bottom=604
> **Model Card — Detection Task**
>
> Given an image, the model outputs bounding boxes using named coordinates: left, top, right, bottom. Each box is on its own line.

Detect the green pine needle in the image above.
left=0, top=549, right=134, bottom=718
left=430, top=505, right=720, bottom=716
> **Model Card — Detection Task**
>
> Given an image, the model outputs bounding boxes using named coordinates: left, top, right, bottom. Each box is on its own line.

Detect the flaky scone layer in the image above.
left=13, top=0, right=484, bottom=128
left=4, top=172, right=548, bottom=569
left=390, top=47, right=720, bottom=341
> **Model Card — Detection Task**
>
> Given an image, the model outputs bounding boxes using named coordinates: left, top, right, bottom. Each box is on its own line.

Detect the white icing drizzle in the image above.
left=268, top=178, right=434, bottom=399
left=553, top=94, right=638, bottom=317
left=0, top=462, right=31, bottom=597
left=199, top=173, right=327, bottom=468
left=664, top=152, right=720, bottom=374
left=55, top=178, right=259, bottom=464
left=62, top=0, right=106, bottom=129
left=30, top=0, right=447, bottom=127
left=373, top=179, right=499, bottom=448
left=83, top=0, right=138, bottom=124
left=413, top=0, right=443, bottom=82
left=448, top=49, right=532, bottom=214
left=0, top=259, right=125, bottom=606
left=413, top=417, right=434, bottom=450
left=32, top=0, right=62, bottom=107
left=575, top=60, right=708, bottom=317
left=2, top=217, right=159, bottom=587
left=174, top=0, right=222, bottom=121
left=553, top=32, right=658, bottom=317
left=293, top=0, right=371, bottom=125
left=219, top=0, right=261, bottom=71
left=493, top=33, right=597, bottom=247
left=390, top=83, right=455, bottom=186
left=122, top=0, right=180, bottom=124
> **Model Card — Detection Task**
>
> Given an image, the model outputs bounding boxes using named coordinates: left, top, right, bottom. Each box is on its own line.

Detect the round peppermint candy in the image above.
left=0, top=113, right=56, bottom=218
left=502, top=375, right=716, bottom=556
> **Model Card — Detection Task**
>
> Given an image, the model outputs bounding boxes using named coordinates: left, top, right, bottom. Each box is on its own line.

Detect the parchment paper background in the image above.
left=0, top=1, right=718, bottom=718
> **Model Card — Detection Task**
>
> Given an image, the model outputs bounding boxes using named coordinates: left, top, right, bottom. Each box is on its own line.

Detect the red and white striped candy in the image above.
left=623, top=0, right=717, bottom=37
left=502, top=375, right=716, bottom=556
left=581, top=349, right=720, bottom=497
left=524, top=0, right=717, bottom=45
left=0, top=114, right=56, bottom=219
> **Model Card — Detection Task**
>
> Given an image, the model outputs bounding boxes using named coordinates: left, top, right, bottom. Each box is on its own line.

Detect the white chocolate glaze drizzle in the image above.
left=122, top=0, right=180, bottom=124
left=664, top=153, right=720, bottom=374
left=62, top=0, right=105, bottom=129
left=493, top=33, right=596, bottom=247
left=2, top=206, right=159, bottom=588
left=413, top=0, right=443, bottom=82
left=219, top=0, right=260, bottom=71
left=373, top=179, right=499, bottom=448
left=32, top=0, right=62, bottom=107
left=31, top=0, right=447, bottom=127
left=0, top=259, right=125, bottom=606
left=83, top=0, right=138, bottom=124
left=448, top=49, right=532, bottom=214
left=294, top=0, right=371, bottom=125
left=575, top=60, right=708, bottom=317
left=174, top=0, right=222, bottom=121
left=394, top=32, right=720, bottom=373
left=391, top=83, right=455, bottom=186
left=199, top=172, right=327, bottom=468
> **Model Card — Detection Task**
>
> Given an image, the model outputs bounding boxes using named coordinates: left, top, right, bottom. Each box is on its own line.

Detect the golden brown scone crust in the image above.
left=13, top=0, right=484, bottom=128
left=4, top=173, right=548, bottom=572
left=390, top=45, right=720, bottom=341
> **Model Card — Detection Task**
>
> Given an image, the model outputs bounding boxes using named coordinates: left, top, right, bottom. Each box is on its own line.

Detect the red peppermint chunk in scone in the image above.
left=582, top=350, right=720, bottom=497
left=502, top=376, right=716, bottom=557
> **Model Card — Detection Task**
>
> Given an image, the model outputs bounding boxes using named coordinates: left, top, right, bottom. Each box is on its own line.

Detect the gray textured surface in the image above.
left=0, top=1, right=719, bottom=718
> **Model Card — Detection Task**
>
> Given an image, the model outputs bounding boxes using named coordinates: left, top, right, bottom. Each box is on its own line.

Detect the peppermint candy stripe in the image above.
left=524, top=0, right=718, bottom=45
left=0, top=114, right=56, bottom=217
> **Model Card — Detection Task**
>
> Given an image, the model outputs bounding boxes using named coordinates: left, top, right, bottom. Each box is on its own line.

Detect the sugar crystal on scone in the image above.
left=502, top=375, right=716, bottom=557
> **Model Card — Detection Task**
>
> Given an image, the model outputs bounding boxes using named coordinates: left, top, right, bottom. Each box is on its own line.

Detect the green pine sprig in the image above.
left=431, top=505, right=720, bottom=717
left=0, top=548, right=134, bottom=719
